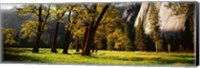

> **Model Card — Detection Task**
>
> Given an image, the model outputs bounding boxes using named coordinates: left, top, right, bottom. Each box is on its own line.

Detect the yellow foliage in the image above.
left=20, top=20, right=38, bottom=39
left=107, top=28, right=132, bottom=50
left=3, top=28, right=16, bottom=45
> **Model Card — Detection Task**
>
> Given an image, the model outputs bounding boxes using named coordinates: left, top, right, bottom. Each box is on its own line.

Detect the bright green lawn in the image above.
left=3, top=47, right=195, bottom=66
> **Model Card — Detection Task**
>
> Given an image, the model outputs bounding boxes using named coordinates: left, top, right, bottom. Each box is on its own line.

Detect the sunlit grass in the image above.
left=3, top=47, right=195, bottom=66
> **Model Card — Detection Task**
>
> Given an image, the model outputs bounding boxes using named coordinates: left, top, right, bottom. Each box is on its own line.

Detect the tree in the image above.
left=18, top=4, right=51, bottom=53
left=70, top=16, right=86, bottom=53
left=107, top=29, right=132, bottom=51
left=123, top=23, right=135, bottom=51
left=81, top=3, right=111, bottom=56
left=148, top=3, right=164, bottom=52
left=73, top=29, right=84, bottom=53
left=20, top=20, right=49, bottom=42
left=107, top=31, right=117, bottom=50
left=51, top=4, right=69, bottom=53
left=3, top=28, right=16, bottom=46
left=93, top=4, right=123, bottom=52
left=135, top=18, right=146, bottom=51
left=62, top=4, right=82, bottom=54
left=20, top=20, right=38, bottom=39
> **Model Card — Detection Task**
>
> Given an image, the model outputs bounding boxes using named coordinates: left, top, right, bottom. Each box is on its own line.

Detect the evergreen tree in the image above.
left=148, top=3, right=163, bottom=52
left=134, top=18, right=146, bottom=51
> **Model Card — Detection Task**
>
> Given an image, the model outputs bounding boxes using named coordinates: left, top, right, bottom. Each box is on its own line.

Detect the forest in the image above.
left=2, top=2, right=195, bottom=66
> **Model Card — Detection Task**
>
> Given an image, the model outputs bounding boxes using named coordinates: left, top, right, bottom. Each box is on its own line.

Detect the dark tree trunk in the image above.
left=32, top=4, right=42, bottom=53
left=51, top=22, right=60, bottom=53
left=91, top=40, right=95, bottom=53
left=33, top=32, right=41, bottom=53
left=95, top=47, right=98, bottom=53
left=82, top=27, right=88, bottom=50
left=92, top=39, right=98, bottom=53
left=62, top=7, right=74, bottom=54
left=75, top=38, right=80, bottom=52
left=81, top=4, right=110, bottom=56
left=81, top=22, right=94, bottom=56
left=62, top=30, right=71, bottom=54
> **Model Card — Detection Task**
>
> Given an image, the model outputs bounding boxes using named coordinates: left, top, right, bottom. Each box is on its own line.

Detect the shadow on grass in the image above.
left=3, top=48, right=32, bottom=53
left=3, top=53, right=42, bottom=63
left=173, top=55, right=194, bottom=58
left=3, top=48, right=47, bottom=63
left=3, top=48, right=50, bottom=54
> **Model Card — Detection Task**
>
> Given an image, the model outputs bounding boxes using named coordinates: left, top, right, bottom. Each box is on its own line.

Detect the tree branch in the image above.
left=67, top=6, right=75, bottom=23
left=41, top=5, right=51, bottom=33
left=32, top=6, right=39, bottom=17
left=93, top=3, right=111, bottom=28
left=56, top=10, right=67, bottom=21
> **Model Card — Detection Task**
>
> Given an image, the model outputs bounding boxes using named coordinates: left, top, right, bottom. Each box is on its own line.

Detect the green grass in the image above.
left=3, top=47, right=195, bottom=66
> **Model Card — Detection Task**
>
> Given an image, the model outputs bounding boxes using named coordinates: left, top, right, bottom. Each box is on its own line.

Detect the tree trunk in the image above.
left=32, top=4, right=42, bottom=53
left=75, top=38, right=80, bottom=52
left=91, top=40, right=95, bottom=53
left=95, top=46, right=98, bottom=53
left=33, top=31, right=41, bottom=53
left=155, top=42, right=158, bottom=52
left=62, top=30, right=71, bottom=54
left=82, top=27, right=88, bottom=50
left=51, top=22, right=60, bottom=53
left=81, top=4, right=110, bottom=56
left=81, top=22, right=94, bottom=56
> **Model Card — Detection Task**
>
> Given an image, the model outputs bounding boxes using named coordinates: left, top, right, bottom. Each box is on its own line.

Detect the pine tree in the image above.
left=134, top=18, right=146, bottom=51
left=148, top=3, right=163, bottom=52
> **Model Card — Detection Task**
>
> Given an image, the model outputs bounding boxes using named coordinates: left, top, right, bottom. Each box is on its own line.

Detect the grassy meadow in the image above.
left=3, top=47, right=195, bottom=66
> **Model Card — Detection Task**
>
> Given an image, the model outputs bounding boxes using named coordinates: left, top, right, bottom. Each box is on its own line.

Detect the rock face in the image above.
left=1, top=9, right=25, bottom=32
left=134, top=2, right=195, bottom=52
left=134, top=2, right=151, bottom=34
left=120, top=3, right=141, bottom=23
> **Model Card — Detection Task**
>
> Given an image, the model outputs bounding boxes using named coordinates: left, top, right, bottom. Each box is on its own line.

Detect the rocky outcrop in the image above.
left=134, top=2, right=195, bottom=52
left=120, top=3, right=141, bottom=23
